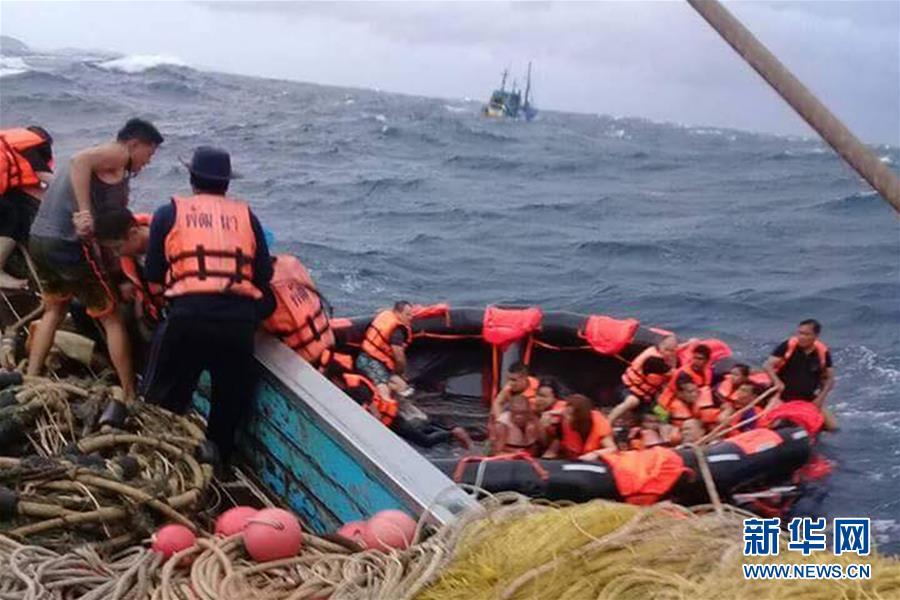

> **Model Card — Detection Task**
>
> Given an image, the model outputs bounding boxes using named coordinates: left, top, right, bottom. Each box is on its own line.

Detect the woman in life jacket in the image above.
left=533, top=377, right=561, bottom=413
left=606, top=335, right=678, bottom=427
left=716, top=363, right=751, bottom=403
left=491, top=394, right=542, bottom=456
left=719, top=381, right=763, bottom=436
left=544, top=394, right=615, bottom=460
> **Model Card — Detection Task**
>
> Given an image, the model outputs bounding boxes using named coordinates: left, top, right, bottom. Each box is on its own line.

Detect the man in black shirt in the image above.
left=764, top=319, right=834, bottom=409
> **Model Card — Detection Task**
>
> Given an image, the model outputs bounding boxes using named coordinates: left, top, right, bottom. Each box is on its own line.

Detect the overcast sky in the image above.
left=2, top=1, right=898, bottom=144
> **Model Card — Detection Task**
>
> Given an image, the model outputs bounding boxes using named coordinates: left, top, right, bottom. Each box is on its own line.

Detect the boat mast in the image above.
left=500, top=68, right=508, bottom=93
left=524, top=61, right=532, bottom=105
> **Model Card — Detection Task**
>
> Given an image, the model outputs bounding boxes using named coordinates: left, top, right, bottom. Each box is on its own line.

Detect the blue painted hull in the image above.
left=196, top=334, right=474, bottom=534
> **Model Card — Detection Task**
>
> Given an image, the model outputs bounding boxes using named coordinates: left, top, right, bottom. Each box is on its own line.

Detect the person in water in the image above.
left=606, top=335, right=678, bottom=426
left=27, top=118, right=163, bottom=402
left=764, top=319, right=834, bottom=409
left=545, top=394, right=615, bottom=460
left=490, top=361, right=540, bottom=420
left=335, top=369, right=472, bottom=449
left=142, top=146, right=273, bottom=466
left=491, top=394, right=541, bottom=456
left=357, top=300, right=415, bottom=401
left=0, top=126, right=54, bottom=289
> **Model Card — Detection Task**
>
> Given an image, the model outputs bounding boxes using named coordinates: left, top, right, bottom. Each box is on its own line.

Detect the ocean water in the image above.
left=2, top=48, right=899, bottom=550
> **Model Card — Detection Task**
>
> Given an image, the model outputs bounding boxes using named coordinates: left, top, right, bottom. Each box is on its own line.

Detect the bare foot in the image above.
left=451, top=426, right=473, bottom=450
left=0, top=272, right=28, bottom=290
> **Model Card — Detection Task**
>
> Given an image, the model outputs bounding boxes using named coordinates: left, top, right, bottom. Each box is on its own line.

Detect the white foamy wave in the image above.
left=97, top=54, right=187, bottom=74
left=783, top=147, right=828, bottom=157
left=840, top=345, right=900, bottom=384
left=879, top=155, right=894, bottom=165
left=689, top=127, right=725, bottom=137
left=444, top=104, right=468, bottom=114
left=0, top=57, right=30, bottom=78
left=374, top=114, right=387, bottom=123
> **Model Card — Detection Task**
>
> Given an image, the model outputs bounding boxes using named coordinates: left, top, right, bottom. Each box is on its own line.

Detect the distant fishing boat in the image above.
left=482, top=62, right=537, bottom=121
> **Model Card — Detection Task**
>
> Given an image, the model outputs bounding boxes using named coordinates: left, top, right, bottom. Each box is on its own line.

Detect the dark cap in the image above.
left=179, top=146, right=241, bottom=182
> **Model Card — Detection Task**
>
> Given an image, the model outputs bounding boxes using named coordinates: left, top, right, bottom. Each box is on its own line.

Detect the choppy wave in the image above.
left=813, top=190, right=882, bottom=212
left=0, top=57, right=29, bottom=78
left=96, top=54, right=187, bottom=74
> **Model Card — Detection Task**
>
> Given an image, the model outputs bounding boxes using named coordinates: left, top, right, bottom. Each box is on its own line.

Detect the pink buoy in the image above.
left=215, top=506, right=258, bottom=537
left=336, top=520, right=367, bottom=546
left=243, top=508, right=303, bottom=562
left=151, top=524, right=196, bottom=559
left=362, top=510, right=417, bottom=551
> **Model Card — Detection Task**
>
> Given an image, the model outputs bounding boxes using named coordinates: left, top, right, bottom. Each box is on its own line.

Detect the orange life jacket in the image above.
left=691, top=388, right=720, bottom=426
left=777, top=337, right=830, bottom=373
left=263, top=254, right=334, bottom=365
left=360, top=309, right=412, bottom=371
left=319, top=349, right=355, bottom=374
left=342, top=373, right=397, bottom=427
left=560, top=410, right=611, bottom=458
left=758, top=400, right=825, bottom=438
left=600, top=446, right=686, bottom=505
left=163, top=195, right=261, bottom=299
left=119, top=213, right=164, bottom=322
left=658, top=363, right=713, bottom=410
left=662, top=398, right=693, bottom=428
left=716, top=375, right=740, bottom=403
left=621, top=346, right=673, bottom=402
left=0, top=128, right=52, bottom=195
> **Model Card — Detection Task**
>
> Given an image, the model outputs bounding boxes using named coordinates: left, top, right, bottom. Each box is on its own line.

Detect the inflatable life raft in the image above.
left=332, top=304, right=742, bottom=432
left=433, top=426, right=811, bottom=506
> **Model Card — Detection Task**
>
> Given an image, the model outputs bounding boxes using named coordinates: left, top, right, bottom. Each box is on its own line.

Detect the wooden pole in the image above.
left=687, top=0, right=900, bottom=213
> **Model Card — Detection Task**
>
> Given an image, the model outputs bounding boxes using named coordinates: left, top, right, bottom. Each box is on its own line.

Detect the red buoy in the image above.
left=336, top=520, right=367, bottom=546
left=215, top=506, right=258, bottom=537
left=243, top=508, right=303, bottom=562
left=151, top=524, right=196, bottom=559
left=362, top=510, right=417, bottom=551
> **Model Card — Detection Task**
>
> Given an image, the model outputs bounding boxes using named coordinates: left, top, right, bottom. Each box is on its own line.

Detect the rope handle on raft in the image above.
left=697, top=386, right=779, bottom=445
left=452, top=452, right=550, bottom=483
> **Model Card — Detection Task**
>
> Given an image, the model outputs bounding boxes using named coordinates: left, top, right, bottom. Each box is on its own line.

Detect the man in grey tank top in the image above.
left=28, top=118, right=164, bottom=404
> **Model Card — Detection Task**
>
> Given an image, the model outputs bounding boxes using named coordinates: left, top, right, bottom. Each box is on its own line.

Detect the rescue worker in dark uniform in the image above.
left=142, top=146, right=273, bottom=466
